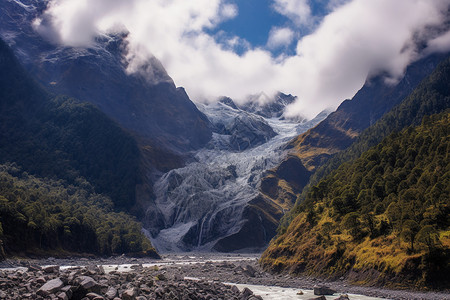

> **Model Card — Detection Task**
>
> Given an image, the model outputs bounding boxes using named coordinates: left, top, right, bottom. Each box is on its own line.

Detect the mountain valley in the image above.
left=0, top=0, right=449, bottom=297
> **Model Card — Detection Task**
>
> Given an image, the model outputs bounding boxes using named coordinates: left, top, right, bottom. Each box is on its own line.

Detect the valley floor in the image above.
left=0, top=254, right=449, bottom=299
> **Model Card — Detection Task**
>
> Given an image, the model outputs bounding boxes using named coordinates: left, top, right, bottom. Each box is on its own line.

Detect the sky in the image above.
left=33, top=0, right=450, bottom=119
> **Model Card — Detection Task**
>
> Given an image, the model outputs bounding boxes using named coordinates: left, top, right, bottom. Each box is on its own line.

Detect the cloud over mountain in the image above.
left=34, top=0, right=450, bottom=118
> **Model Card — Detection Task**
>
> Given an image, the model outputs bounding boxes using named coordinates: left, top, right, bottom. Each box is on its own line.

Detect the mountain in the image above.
left=1, top=0, right=329, bottom=253
left=260, top=57, right=450, bottom=288
left=144, top=101, right=328, bottom=252
left=288, top=53, right=447, bottom=172
left=259, top=53, right=449, bottom=213
left=0, top=0, right=212, bottom=153
left=0, top=38, right=157, bottom=257
left=237, top=93, right=300, bottom=120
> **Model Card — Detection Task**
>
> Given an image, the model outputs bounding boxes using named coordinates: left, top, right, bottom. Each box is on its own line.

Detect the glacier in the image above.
left=144, top=99, right=328, bottom=252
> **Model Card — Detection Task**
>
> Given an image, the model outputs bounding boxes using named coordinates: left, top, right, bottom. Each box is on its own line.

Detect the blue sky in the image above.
left=214, top=0, right=289, bottom=48
left=209, top=0, right=336, bottom=56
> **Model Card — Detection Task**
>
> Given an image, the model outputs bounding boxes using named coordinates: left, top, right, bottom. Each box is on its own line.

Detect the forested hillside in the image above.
left=259, top=54, right=447, bottom=213
left=261, top=111, right=449, bottom=288
left=278, top=55, right=450, bottom=231
left=0, top=38, right=140, bottom=210
left=0, top=38, right=156, bottom=256
left=0, top=164, right=157, bottom=257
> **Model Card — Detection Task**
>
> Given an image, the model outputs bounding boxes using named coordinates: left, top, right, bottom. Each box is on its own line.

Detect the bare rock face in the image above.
left=37, top=278, right=64, bottom=297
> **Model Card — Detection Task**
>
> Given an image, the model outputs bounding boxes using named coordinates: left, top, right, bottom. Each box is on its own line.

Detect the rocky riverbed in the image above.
left=0, top=254, right=448, bottom=300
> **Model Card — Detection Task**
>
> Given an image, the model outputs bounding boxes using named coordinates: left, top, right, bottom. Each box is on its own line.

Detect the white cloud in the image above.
left=267, top=27, right=295, bottom=49
left=425, top=30, right=450, bottom=54
left=272, top=0, right=312, bottom=26
left=34, top=0, right=450, bottom=119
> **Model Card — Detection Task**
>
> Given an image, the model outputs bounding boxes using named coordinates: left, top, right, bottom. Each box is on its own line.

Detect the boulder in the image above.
left=78, top=276, right=100, bottom=292
left=57, top=292, right=68, bottom=300
left=243, top=265, right=256, bottom=277
left=314, top=285, right=336, bottom=295
left=308, top=296, right=326, bottom=300
left=60, top=285, right=73, bottom=299
left=248, top=296, right=263, bottom=300
left=122, top=287, right=138, bottom=300
left=231, top=285, right=240, bottom=294
left=37, top=278, right=64, bottom=297
left=86, top=292, right=104, bottom=299
left=105, top=286, right=117, bottom=299
left=241, top=287, right=253, bottom=298
left=334, top=295, right=350, bottom=300
left=43, top=265, right=60, bottom=273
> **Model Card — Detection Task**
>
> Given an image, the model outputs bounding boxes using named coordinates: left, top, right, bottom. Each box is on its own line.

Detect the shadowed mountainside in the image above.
left=0, top=38, right=157, bottom=257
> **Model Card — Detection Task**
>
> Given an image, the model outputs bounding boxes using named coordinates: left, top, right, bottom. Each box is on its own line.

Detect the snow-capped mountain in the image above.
left=144, top=101, right=328, bottom=252
left=1, top=0, right=329, bottom=253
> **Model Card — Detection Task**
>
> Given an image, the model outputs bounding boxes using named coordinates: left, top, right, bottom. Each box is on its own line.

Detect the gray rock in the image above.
left=37, top=278, right=64, bottom=297
left=334, top=295, right=350, bottom=300
left=36, top=276, right=46, bottom=284
left=105, top=286, right=117, bottom=299
left=43, top=265, right=60, bottom=273
left=86, top=292, right=104, bottom=299
left=57, top=292, right=69, bottom=300
left=231, top=285, right=240, bottom=294
left=314, top=285, right=336, bottom=295
left=61, top=285, right=73, bottom=298
left=78, top=276, right=100, bottom=292
left=309, top=296, right=326, bottom=300
left=122, top=287, right=138, bottom=300
left=243, top=265, right=256, bottom=277
left=241, top=287, right=253, bottom=298
left=155, top=287, right=165, bottom=297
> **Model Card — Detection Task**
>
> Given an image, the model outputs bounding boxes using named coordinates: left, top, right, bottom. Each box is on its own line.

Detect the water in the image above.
left=231, top=284, right=389, bottom=300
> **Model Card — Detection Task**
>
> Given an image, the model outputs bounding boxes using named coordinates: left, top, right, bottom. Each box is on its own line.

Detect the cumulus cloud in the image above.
left=34, top=0, right=450, bottom=119
left=267, top=27, right=295, bottom=49
left=272, top=0, right=312, bottom=26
